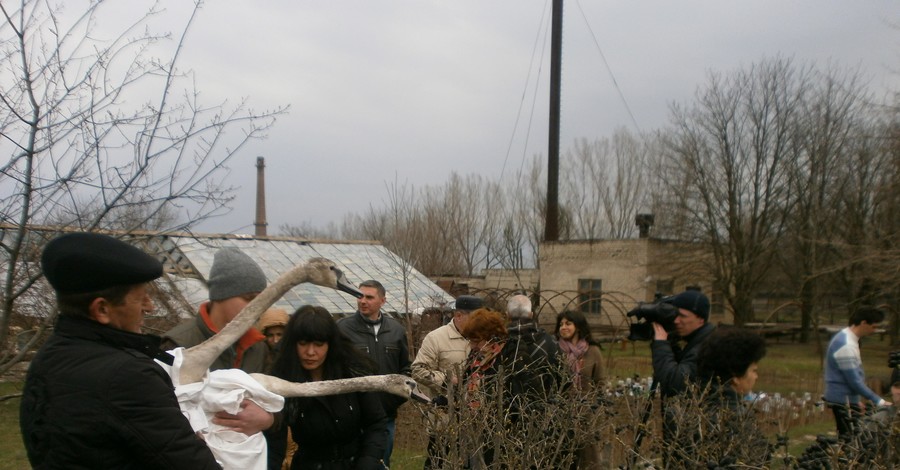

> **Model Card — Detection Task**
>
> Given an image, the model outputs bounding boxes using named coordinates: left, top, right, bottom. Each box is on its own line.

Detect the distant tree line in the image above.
left=286, top=57, right=900, bottom=341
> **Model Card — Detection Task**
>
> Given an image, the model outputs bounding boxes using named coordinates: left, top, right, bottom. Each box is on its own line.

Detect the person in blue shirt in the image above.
left=823, top=306, right=891, bottom=439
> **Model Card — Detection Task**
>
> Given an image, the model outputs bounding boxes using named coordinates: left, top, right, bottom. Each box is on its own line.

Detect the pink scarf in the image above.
left=558, top=338, right=589, bottom=389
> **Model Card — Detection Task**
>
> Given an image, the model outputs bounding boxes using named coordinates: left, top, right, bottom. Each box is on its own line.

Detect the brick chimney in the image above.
left=635, top=213, right=654, bottom=238
left=254, top=156, right=267, bottom=237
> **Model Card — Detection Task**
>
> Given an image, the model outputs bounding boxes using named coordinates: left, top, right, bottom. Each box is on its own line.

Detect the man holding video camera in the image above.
left=649, top=289, right=716, bottom=461
left=650, top=289, right=715, bottom=397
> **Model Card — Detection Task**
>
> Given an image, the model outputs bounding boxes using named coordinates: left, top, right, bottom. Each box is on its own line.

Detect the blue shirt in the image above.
left=823, top=327, right=883, bottom=405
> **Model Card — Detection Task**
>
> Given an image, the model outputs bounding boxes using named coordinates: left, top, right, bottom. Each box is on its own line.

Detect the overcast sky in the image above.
left=133, top=1, right=899, bottom=234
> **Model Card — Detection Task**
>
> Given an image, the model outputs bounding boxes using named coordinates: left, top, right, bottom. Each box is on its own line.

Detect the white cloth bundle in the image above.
left=157, top=348, right=285, bottom=470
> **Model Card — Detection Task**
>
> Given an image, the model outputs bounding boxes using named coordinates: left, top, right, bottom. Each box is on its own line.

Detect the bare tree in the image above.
left=0, top=0, right=285, bottom=370
left=443, top=173, right=494, bottom=276
left=339, top=177, right=467, bottom=276
left=278, top=220, right=340, bottom=239
left=561, top=129, right=653, bottom=240
left=493, top=155, right=546, bottom=270
left=779, top=65, right=879, bottom=341
left=660, top=57, right=802, bottom=325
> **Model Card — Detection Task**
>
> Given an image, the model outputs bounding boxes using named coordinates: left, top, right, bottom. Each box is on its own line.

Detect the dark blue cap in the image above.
left=665, top=290, right=710, bottom=321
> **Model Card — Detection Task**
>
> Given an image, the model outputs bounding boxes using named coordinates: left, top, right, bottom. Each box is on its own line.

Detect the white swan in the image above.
left=177, top=257, right=361, bottom=384
left=161, top=257, right=429, bottom=470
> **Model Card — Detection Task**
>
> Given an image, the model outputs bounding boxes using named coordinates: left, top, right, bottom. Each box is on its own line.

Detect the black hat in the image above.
left=41, top=232, right=163, bottom=294
left=664, top=290, right=710, bottom=322
left=455, top=295, right=483, bottom=312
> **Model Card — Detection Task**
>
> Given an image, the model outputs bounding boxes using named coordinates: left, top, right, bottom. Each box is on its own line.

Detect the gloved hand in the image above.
left=431, top=395, right=449, bottom=407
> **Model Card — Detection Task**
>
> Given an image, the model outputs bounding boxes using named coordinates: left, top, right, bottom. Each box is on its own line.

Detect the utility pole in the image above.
left=544, top=0, right=563, bottom=242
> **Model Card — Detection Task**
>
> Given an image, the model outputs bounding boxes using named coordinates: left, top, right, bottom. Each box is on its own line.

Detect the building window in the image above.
left=578, top=279, right=602, bottom=314
left=656, top=279, right=674, bottom=297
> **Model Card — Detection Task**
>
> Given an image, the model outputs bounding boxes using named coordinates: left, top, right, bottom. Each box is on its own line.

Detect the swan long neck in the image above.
left=250, top=373, right=410, bottom=398
left=179, top=263, right=314, bottom=384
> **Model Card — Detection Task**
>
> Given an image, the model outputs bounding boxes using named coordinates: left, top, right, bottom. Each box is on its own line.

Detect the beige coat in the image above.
left=411, top=320, right=469, bottom=399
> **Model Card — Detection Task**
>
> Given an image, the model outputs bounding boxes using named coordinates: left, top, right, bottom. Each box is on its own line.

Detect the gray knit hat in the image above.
left=208, top=248, right=267, bottom=301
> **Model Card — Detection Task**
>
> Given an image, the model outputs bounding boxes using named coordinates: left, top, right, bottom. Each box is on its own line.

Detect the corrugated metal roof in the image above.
left=1, top=226, right=454, bottom=316
left=161, top=234, right=454, bottom=315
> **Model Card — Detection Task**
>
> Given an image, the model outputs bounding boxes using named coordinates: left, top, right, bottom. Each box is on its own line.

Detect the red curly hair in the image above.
left=461, top=308, right=507, bottom=342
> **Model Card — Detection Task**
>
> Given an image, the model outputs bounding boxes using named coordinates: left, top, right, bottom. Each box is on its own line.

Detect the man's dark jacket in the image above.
left=337, top=312, right=411, bottom=417
left=500, top=321, right=564, bottom=407
left=20, top=315, right=220, bottom=469
left=650, top=322, right=716, bottom=398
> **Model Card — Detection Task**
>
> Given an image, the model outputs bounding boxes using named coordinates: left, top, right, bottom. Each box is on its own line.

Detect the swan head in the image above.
left=406, top=377, right=432, bottom=404
left=382, top=374, right=431, bottom=403
left=305, top=258, right=363, bottom=299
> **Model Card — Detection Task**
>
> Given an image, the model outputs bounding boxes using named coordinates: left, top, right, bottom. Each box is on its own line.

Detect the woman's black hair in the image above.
left=698, top=328, right=766, bottom=386
left=270, top=305, right=375, bottom=383
left=554, top=310, right=598, bottom=346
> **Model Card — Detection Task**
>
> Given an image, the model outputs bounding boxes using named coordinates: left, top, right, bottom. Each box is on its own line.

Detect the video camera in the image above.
left=626, top=297, right=679, bottom=341
left=889, top=350, right=900, bottom=369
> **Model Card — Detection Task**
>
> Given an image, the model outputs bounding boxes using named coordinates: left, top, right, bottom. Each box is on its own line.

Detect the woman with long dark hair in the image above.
left=267, top=305, right=388, bottom=470
left=554, top=310, right=605, bottom=469
left=554, top=310, right=604, bottom=391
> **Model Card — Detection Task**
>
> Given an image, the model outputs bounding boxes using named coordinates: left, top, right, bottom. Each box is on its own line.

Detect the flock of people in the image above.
left=17, top=232, right=898, bottom=469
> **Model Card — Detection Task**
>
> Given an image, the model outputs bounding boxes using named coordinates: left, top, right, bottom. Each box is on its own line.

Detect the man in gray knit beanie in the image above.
left=207, top=247, right=268, bottom=301
left=162, top=247, right=274, bottom=436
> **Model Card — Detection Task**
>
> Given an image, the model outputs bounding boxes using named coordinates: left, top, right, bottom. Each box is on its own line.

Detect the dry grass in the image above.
left=0, top=382, right=28, bottom=470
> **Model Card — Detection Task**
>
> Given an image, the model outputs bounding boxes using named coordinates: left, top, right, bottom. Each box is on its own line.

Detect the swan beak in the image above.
left=408, top=380, right=431, bottom=404
left=332, top=267, right=363, bottom=298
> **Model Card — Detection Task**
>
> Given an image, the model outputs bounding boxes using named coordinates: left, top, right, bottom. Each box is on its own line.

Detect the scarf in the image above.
left=199, top=302, right=265, bottom=368
left=558, top=338, right=589, bottom=389
left=466, top=341, right=505, bottom=407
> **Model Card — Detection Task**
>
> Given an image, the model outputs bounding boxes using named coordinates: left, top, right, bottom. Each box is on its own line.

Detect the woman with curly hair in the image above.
left=458, top=309, right=508, bottom=467
left=694, top=328, right=770, bottom=467
left=266, top=305, right=388, bottom=470
left=461, top=308, right=508, bottom=401
left=698, top=328, right=766, bottom=402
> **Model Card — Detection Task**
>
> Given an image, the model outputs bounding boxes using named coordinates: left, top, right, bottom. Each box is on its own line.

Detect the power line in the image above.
left=499, top=0, right=551, bottom=184
left=575, top=0, right=642, bottom=134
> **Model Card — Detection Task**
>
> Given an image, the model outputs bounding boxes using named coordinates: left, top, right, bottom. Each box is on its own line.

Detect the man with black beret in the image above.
left=412, top=294, right=483, bottom=469
left=20, top=232, right=220, bottom=469
left=649, top=288, right=716, bottom=465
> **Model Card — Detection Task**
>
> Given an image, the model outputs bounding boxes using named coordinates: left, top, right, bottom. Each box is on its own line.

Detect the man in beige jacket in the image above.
left=412, top=295, right=483, bottom=470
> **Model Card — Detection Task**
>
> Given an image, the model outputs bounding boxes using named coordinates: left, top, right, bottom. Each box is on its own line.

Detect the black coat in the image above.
left=20, top=315, right=220, bottom=470
left=337, top=312, right=411, bottom=417
left=268, top=389, right=388, bottom=470
left=650, top=323, right=716, bottom=398
left=500, top=322, right=564, bottom=404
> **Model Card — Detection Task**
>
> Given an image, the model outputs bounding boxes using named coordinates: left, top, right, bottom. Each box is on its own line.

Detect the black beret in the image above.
left=41, top=232, right=163, bottom=294
left=455, top=295, right=483, bottom=312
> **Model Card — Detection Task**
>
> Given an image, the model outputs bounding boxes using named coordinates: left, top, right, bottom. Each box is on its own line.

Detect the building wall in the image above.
left=539, top=239, right=719, bottom=328
left=482, top=268, right=539, bottom=292
left=431, top=269, right=539, bottom=295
